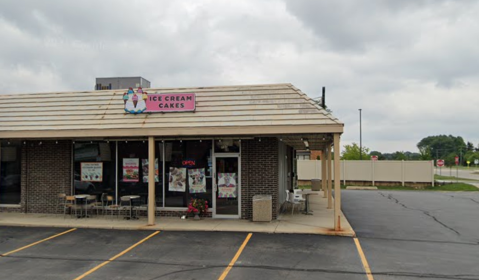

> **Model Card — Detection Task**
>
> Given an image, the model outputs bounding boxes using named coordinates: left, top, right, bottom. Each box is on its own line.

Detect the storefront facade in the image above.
left=0, top=84, right=343, bottom=226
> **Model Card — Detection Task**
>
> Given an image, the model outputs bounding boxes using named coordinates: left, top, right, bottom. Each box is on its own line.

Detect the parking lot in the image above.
left=342, top=190, right=479, bottom=280
left=1, top=226, right=367, bottom=280
left=3, top=190, right=479, bottom=280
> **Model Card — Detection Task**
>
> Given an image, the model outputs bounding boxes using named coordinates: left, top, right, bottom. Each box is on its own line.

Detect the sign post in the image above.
left=371, top=155, right=378, bottom=161
left=436, top=159, right=444, bottom=176
left=475, top=159, right=479, bottom=167
left=455, top=156, right=459, bottom=183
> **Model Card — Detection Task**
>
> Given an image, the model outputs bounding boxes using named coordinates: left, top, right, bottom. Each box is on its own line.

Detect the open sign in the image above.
left=182, top=159, right=196, bottom=167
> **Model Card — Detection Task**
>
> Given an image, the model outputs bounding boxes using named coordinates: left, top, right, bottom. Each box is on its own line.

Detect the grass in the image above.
left=298, top=183, right=478, bottom=191
left=434, top=174, right=478, bottom=182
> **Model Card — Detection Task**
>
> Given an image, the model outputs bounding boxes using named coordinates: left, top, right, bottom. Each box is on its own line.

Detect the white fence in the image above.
left=298, top=160, right=435, bottom=186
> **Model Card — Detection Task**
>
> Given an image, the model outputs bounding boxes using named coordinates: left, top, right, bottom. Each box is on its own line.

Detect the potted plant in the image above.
left=187, top=198, right=208, bottom=219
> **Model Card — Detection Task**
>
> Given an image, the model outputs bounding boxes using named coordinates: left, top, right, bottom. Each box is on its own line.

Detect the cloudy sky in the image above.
left=1, top=0, right=478, bottom=153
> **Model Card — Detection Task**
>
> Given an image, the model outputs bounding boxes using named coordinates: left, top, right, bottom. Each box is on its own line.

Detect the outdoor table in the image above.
left=74, top=194, right=89, bottom=218
left=296, top=190, right=320, bottom=215
left=121, top=195, right=141, bottom=220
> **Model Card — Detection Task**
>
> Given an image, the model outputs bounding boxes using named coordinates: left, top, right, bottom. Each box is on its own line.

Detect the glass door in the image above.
left=213, top=155, right=240, bottom=218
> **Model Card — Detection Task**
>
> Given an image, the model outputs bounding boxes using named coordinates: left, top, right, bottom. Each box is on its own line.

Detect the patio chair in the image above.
left=63, top=195, right=77, bottom=219
left=293, top=189, right=306, bottom=209
left=86, top=195, right=99, bottom=216
left=283, top=190, right=302, bottom=215
left=90, top=193, right=107, bottom=215
left=104, top=195, right=120, bottom=219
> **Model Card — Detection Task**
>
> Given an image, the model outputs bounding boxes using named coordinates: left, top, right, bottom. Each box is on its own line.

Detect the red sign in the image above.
left=371, top=155, right=378, bottom=161
left=182, top=159, right=196, bottom=167
left=146, top=93, right=196, bottom=112
left=455, top=156, right=459, bottom=165
left=437, top=159, right=444, bottom=167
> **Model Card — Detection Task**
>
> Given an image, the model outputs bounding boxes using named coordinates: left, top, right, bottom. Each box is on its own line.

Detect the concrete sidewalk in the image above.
left=0, top=193, right=355, bottom=237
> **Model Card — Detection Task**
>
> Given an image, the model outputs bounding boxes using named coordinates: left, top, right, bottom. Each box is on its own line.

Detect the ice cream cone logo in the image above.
left=124, top=87, right=147, bottom=114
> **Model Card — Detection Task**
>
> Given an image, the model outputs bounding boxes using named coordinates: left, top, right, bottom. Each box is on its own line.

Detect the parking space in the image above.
left=226, top=233, right=366, bottom=280
left=0, top=226, right=370, bottom=280
left=1, top=228, right=155, bottom=280
left=0, top=226, right=70, bottom=253
left=342, top=190, right=479, bottom=280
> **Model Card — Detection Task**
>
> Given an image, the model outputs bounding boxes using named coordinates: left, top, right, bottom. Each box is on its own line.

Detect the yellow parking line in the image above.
left=0, top=228, right=77, bottom=257
left=353, top=237, right=374, bottom=280
left=218, top=232, right=252, bottom=280
left=73, top=230, right=160, bottom=280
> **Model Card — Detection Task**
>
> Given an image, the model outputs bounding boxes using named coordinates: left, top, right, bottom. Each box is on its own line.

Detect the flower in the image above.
left=187, top=198, right=208, bottom=216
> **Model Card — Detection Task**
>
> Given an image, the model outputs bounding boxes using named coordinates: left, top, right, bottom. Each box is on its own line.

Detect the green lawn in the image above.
left=434, top=174, right=478, bottom=182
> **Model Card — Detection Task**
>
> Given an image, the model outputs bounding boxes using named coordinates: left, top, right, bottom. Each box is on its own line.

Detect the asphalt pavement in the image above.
left=0, top=227, right=367, bottom=280
left=342, top=190, right=479, bottom=280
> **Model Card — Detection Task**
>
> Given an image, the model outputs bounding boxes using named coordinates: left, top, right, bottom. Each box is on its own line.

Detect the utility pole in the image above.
left=359, top=109, right=362, bottom=160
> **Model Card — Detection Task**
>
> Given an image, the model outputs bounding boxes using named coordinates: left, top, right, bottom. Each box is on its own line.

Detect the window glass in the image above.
left=117, top=141, right=163, bottom=205
left=0, top=141, right=21, bottom=204
left=214, top=139, right=240, bottom=153
left=74, top=142, right=116, bottom=199
left=165, top=140, right=212, bottom=207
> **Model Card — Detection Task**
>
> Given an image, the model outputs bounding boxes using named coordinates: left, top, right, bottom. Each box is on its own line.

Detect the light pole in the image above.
left=359, top=109, right=362, bottom=160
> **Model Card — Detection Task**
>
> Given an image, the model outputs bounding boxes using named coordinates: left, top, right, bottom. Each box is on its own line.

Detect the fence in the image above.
left=297, top=160, right=435, bottom=186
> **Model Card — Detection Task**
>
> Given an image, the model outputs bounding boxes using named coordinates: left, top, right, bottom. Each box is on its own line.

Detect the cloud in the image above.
left=0, top=0, right=478, bottom=153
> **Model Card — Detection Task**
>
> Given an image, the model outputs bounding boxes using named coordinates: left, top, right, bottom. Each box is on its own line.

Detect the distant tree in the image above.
left=417, top=135, right=466, bottom=160
left=369, top=151, right=385, bottom=160
left=467, top=141, right=475, bottom=152
left=341, top=143, right=370, bottom=160
left=392, top=151, right=407, bottom=160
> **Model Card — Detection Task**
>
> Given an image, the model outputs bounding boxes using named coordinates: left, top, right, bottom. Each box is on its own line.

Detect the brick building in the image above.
left=0, top=84, right=343, bottom=227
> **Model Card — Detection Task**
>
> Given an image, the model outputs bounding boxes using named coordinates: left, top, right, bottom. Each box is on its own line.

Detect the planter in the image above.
left=194, top=213, right=200, bottom=220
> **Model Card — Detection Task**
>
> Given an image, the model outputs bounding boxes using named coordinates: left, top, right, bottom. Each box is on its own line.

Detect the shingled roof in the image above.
left=0, top=83, right=343, bottom=140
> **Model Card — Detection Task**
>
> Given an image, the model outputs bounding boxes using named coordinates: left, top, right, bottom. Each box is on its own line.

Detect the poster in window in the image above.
left=188, top=168, right=206, bottom=193
left=81, top=162, right=103, bottom=182
left=142, top=159, right=159, bottom=183
left=218, top=173, right=237, bottom=198
left=123, top=158, right=139, bottom=182
left=169, top=167, right=186, bottom=192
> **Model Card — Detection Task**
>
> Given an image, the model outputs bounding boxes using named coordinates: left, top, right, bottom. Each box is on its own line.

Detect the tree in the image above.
left=369, top=151, right=385, bottom=160
left=341, top=143, right=370, bottom=160
left=417, top=135, right=466, bottom=161
left=392, top=151, right=407, bottom=160
left=467, top=141, right=475, bottom=152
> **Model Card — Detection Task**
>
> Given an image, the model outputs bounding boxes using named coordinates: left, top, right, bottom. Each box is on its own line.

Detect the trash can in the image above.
left=311, top=179, right=321, bottom=191
left=252, top=195, right=272, bottom=222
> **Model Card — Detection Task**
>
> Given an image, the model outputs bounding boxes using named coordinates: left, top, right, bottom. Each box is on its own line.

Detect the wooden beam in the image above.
left=334, top=133, right=341, bottom=231
left=148, top=136, right=155, bottom=226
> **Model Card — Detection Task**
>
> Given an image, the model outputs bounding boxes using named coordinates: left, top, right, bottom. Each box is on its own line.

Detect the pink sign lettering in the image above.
left=146, top=93, right=196, bottom=112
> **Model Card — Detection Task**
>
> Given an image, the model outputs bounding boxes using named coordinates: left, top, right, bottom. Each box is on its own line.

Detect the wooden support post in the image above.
left=148, top=136, right=156, bottom=226
left=327, top=145, right=332, bottom=209
left=334, top=133, right=341, bottom=231
left=321, top=148, right=327, bottom=198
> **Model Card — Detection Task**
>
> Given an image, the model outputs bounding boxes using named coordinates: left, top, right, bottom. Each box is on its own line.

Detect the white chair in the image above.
left=284, top=190, right=302, bottom=215
left=293, top=189, right=306, bottom=206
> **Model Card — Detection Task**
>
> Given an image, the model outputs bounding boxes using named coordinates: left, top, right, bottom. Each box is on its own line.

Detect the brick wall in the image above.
left=241, top=138, right=279, bottom=220
left=23, top=141, right=72, bottom=214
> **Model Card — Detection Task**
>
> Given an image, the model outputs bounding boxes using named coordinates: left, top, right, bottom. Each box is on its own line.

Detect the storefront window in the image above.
left=74, top=142, right=116, bottom=198
left=214, top=139, right=240, bottom=153
left=0, top=141, right=21, bottom=204
left=118, top=141, right=162, bottom=205
left=164, top=140, right=212, bottom=207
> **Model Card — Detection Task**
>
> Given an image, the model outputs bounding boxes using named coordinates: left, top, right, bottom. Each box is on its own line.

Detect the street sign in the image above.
left=455, top=156, right=459, bottom=165
left=475, top=159, right=479, bottom=165
left=436, top=159, right=445, bottom=167
left=371, top=155, right=378, bottom=161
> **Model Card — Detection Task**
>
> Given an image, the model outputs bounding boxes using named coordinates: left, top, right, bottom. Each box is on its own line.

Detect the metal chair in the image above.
left=63, top=195, right=77, bottom=219
left=104, top=195, right=120, bottom=219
